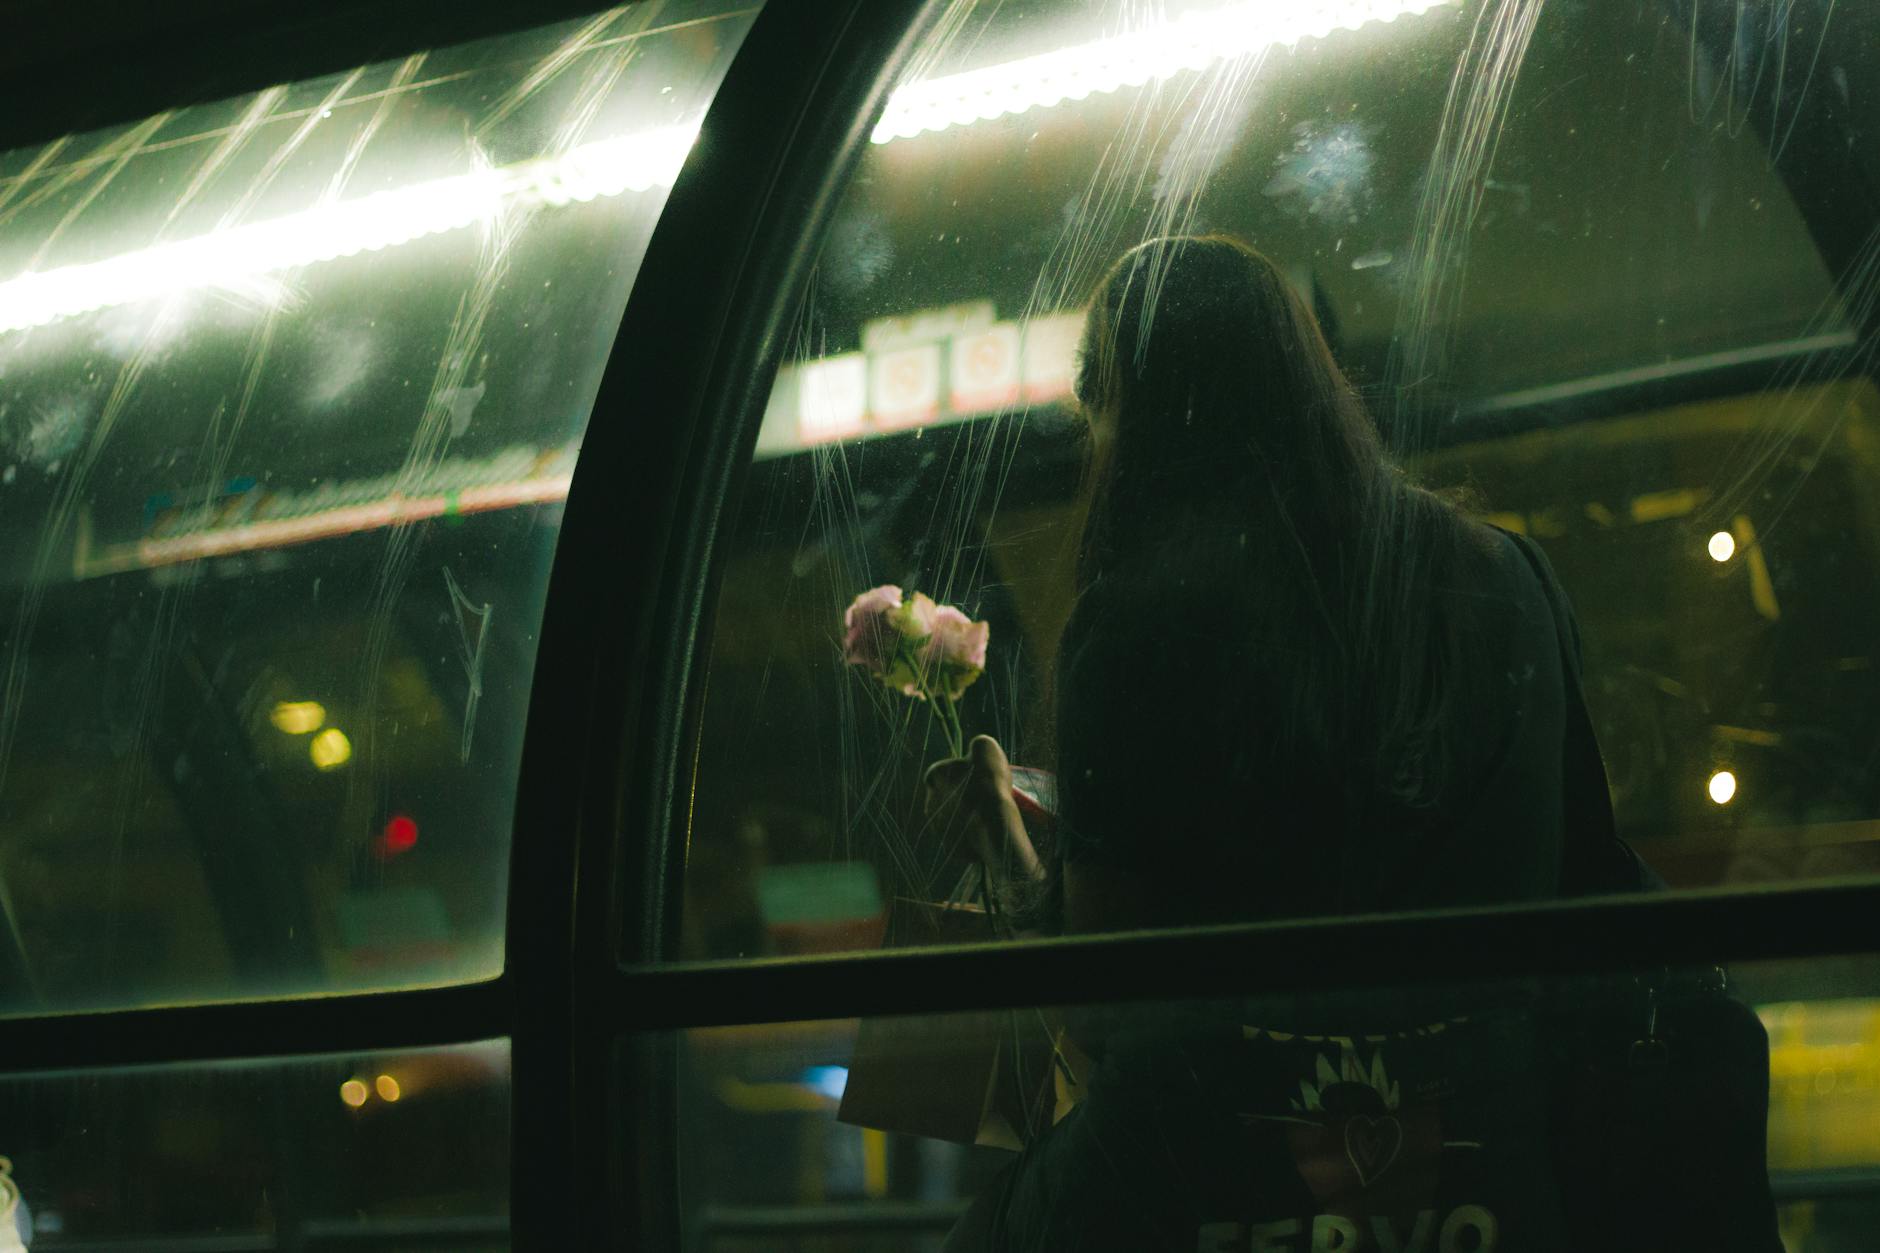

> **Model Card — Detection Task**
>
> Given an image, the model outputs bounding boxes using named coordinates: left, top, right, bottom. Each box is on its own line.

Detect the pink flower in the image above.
left=842, top=586, right=989, bottom=703
left=924, top=605, right=989, bottom=699
left=845, top=585, right=924, bottom=693
left=843, top=585, right=904, bottom=672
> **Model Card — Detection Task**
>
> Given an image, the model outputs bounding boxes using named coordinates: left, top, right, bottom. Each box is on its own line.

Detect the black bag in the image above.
left=1506, top=529, right=1783, bottom=1252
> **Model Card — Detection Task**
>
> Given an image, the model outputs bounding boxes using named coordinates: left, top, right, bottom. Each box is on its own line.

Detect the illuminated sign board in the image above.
left=756, top=309, right=1083, bottom=458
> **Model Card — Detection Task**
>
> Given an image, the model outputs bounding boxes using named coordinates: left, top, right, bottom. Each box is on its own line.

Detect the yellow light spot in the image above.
left=1708, top=770, right=1738, bottom=805
left=375, top=1074, right=401, bottom=1102
left=1713, top=724, right=1781, bottom=748
left=862, top=1128, right=889, bottom=1198
left=714, top=1077, right=838, bottom=1113
left=1734, top=515, right=1781, bottom=621
left=269, top=700, right=326, bottom=734
left=1630, top=488, right=1702, bottom=524
left=1707, top=531, right=1736, bottom=562
left=309, top=727, right=353, bottom=770
left=340, top=1079, right=369, bottom=1108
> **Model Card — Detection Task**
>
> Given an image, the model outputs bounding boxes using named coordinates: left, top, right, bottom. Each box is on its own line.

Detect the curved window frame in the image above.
left=0, top=1, right=1877, bottom=1250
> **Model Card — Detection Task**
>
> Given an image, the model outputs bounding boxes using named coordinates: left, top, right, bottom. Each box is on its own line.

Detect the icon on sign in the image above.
left=951, top=323, right=1022, bottom=414
left=871, top=344, right=942, bottom=430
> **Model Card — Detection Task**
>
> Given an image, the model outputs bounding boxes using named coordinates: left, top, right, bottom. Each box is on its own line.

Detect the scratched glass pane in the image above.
left=658, top=958, right=1877, bottom=1252
left=685, top=0, right=1880, bottom=961
left=0, top=1039, right=508, bottom=1247
left=0, top=3, right=758, bottom=1010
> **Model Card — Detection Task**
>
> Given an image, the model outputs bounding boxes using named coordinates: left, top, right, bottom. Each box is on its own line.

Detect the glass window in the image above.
left=0, top=1, right=759, bottom=1009
left=683, top=0, right=1880, bottom=958
left=0, top=1039, right=508, bottom=1249
left=659, top=958, right=1877, bottom=1251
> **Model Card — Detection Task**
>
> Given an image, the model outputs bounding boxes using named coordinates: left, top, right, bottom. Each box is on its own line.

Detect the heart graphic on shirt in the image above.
left=1344, top=1115, right=1403, bottom=1187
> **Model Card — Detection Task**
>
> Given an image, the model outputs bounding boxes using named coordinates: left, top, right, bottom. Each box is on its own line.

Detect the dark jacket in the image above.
left=946, top=524, right=1776, bottom=1252
left=1053, top=521, right=1572, bottom=921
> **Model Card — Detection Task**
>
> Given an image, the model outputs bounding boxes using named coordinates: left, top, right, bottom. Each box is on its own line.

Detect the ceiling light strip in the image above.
left=0, top=3, right=1453, bottom=335
left=0, top=124, right=698, bottom=336
left=872, top=0, right=1456, bottom=143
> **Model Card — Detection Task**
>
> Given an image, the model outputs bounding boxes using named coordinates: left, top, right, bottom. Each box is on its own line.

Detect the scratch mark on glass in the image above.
left=443, top=567, right=492, bottom=763
left=1388, top=0, right=1545, bottom=441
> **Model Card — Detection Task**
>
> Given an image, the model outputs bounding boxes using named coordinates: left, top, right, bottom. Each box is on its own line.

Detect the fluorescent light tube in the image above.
left=872, top=0, right=1456, bottom=143
left=0, top=122, right=699, bottom=335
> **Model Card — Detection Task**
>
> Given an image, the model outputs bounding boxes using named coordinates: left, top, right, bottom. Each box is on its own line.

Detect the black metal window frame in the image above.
left=0, top=1, right=1877, bottom=1250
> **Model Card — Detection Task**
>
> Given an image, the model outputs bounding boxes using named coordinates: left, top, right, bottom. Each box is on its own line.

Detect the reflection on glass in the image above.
left=664, top=961, right=1880, bottom=1251
left=0, top=1040, right=508, bottom=1248
left=688, top=0, right=1880, bottom=960
left=0, top=1, right=760, bottom=1009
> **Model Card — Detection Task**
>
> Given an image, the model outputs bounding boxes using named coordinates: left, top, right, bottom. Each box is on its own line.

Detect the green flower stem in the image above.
left=889, top=636, right=988, bottom=911
left=894, top=633, right=965, bottom=758
left=936, top=689, right=965, bottom=760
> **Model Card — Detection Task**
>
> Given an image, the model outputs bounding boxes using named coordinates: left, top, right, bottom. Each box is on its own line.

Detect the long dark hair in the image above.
left=1049, top=235, right=1484, bottom=920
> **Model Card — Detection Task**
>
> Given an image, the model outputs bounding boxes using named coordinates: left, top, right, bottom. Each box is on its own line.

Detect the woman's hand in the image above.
left=924, top=735, right=1044, bottom=900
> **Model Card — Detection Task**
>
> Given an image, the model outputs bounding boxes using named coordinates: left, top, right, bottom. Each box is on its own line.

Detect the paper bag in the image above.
left=837, top=897, right=1071, bottom=1149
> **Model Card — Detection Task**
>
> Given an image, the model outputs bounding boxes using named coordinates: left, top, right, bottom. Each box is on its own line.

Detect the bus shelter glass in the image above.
left=683, top=0, right=1880, bottom=960
left=0, top=0, right=760, bottom=1010
left=0, top=1040, right=508, bottom=1249
left=659, top=956, right=1880, bottom=1252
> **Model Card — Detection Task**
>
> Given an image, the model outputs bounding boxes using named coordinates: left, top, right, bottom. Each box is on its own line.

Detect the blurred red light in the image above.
left=380, top=814, right=419, bottom=855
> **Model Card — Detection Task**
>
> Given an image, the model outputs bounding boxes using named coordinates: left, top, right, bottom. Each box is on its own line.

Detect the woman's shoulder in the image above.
left=1473, top=518, right=1559, bottom=584
left=1456, top=518, right=1581, bottom=659
left=1437, top=514, right=1568, bottom=616
left=1424, top=514, right=1575, bottom=738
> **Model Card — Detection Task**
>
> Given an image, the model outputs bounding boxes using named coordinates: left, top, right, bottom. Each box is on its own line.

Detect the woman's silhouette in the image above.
left=928, top=236, right=1777, bottom=1252
left=933, top=234, right=1580, bottom=934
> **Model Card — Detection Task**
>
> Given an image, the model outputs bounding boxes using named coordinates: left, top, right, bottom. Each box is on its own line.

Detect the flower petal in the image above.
left=843, top=585, right=904, bottom=673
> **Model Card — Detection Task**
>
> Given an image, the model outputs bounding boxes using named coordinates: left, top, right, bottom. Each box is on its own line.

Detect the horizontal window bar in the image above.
left=1464, top=330, right=1860, bottom=416
left=610, top=880, right=1880, bottom=1031
left=0, top=978, right=506, bottom=1072
left=1769, top=1167, right=1880, bottom=1203
left=0, top=885, right=1866, bottom=1065
left=1439, top=331, right=1862, bottom=447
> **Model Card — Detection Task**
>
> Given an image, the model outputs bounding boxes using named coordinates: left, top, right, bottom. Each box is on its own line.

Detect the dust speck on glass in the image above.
left=0, top=0, right=760, bottom=1011
left=688, top=0, right=1880, bottom=959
